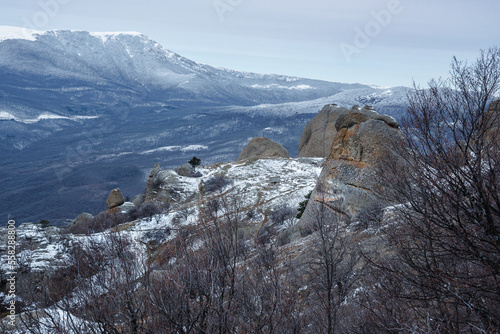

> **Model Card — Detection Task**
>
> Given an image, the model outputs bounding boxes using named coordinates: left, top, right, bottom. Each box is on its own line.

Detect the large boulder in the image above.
left=488, top=99, right=500, bottom=112
left=298, top=104, right=346, bottom=158
left=298, top=104, right=398, bottom=158
left=132, top=194, right=145, bottom=207
left=73, top=212, right=94, bottom=226
left=177, top=163, right=194, bottom=176
left=106, top=188, right=125, bottom=209
left=298, top=107, right=403, bottom=230
left=238, top=137, right=289, bottom=161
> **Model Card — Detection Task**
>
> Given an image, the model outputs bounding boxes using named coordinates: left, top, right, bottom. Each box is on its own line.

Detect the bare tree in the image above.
left=375, top=47, right=500, bottom=332
left=303, top=188, right=364, bottom=334
left=17, top=231, right=154, bottom=334
left=234, top=244, right=306, bottom=333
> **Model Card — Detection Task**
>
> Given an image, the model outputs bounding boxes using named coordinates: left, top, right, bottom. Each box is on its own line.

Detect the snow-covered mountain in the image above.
left=0, top=25, right=372, bottom=119
left=0, top=26, right=408, bottom=225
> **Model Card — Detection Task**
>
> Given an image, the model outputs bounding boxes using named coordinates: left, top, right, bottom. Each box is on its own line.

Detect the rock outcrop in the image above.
left=238, top=137, right=289, bottom=161
left=106, top=188, right=125, bottom=209
left=132, top=194, right=145, bottom=207
left=72, top=212, right=94, bottom=227
left=298, top=104, right=399, bottom=158
left=298, top=106, right=403, bottom=229
left=143, top=164, right=200, bottom=206
left=488, top=99, right=500, bottom=112
left=177, top=163, right=194, bottom=176
left=298, top=104, right=345, bottom=158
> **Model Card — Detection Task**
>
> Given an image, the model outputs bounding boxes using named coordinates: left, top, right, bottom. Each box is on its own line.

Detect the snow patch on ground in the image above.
left=0, top=158, right=323, bottom=287
left=140, top=144, right=208, bottom=155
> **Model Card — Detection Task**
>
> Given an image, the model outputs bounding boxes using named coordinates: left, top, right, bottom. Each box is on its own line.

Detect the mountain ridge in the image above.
left=0, top=25, right=372, bottom=120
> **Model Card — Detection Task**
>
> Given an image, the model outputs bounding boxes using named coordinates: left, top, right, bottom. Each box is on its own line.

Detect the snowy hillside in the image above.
left=0, top=157, right=322, bottom=274
left=0, top=157, right=330, bottom=332
left=226, top=86, right=409, bottom=118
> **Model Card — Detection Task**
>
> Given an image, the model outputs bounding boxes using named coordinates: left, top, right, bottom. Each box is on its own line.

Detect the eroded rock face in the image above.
left=298, top=107, right=403, bottom=229
left=237, top=137, right=289, bottom=161
left=298, top=104, right=346, bottom=158
left=298, top=104, right=399, bottom=158
left=106, top=188, right=125, bottom=209
left=329, top=118, right=400, bottom=164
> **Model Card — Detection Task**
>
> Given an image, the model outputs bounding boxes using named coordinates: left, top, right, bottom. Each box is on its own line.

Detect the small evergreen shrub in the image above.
left=296, top=191, right=312, bottom=219
left=37, top=219, right=51, bottom=228
left=188, top=156, right=201, bottom=170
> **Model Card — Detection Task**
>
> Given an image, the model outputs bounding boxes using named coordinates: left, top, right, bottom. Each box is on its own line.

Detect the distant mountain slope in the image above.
left=0, top=26, right=369, bottom=119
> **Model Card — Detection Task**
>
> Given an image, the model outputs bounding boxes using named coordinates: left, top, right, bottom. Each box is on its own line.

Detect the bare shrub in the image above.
left=129, top=201, right=169, bottom=221
left=356, top=202, right=384, bottom=229
left=202, top=174, right=233, bottom=194
left=373, top=47, right=500, bottom=332
left=66, top=211, right=130, bottom=234
left=270, top=206, right=296, bottom=226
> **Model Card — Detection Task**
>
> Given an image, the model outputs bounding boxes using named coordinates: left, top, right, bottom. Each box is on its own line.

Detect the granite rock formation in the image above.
left=106, top=188, right=125, bottom=209
left=298, top=104, right=398, bottom=158
left=298, top=106, right=403, bottom=230
left=238, top=137, right=289, bottom=161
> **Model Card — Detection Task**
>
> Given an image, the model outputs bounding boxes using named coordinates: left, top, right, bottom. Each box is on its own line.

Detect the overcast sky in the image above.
left=1, top=0, right=499, bottom=87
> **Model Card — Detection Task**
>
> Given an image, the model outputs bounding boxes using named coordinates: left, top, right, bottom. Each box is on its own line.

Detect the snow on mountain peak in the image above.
left=89, top=31, right=144, bottom=43
left=0, top=25, right=145, bottom=43
left=0, top=25, right=44, bottom=42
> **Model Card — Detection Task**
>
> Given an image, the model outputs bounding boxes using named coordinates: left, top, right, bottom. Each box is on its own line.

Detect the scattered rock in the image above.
left=237, top=137, right=289, bottom=161
left=106, top=188, right=125, bottom=209
left=374, top=114, right=399, bottom=128
left=73, top=212, right=93, bottom=227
